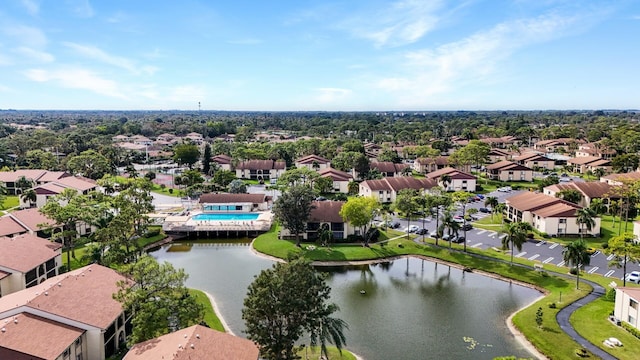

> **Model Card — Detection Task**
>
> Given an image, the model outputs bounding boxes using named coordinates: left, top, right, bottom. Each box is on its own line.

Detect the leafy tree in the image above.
left=555, top=189, right=582, bottom=205
left=494, top=203, right=507, bottom=224
left=537, top=174, right=559, bottom=191
left=314, top=176, right=333, bottom=194
left=242, top=257, right=347, bottom=360
left=576, top=208, right=596, bottom=239
left=277, top=167, right=320, bottom=189
left=173, top=143, right=200, bottom=169
left=331, top=151, right=369, bottom=176
left=347, top=181, right=360, bottom=195
left=440, top=174, right=452, bottom=191
left=67, top=149, right=112, bottom=180
left=211, top=169, right=236, bottom=190
left=605, top=233, right=640, bottom=286
left=114, top=255, right=204, bottom=345
left=339, top=196, right=379, bottom=246
left=612, top=153, right=639, bottom=173
left=439, top=208, right=460, bottom=250
left=25, top=149, right=58, bottom=170
left=39, top=188, right=95, bottom=269
left=501, top=222, right=531, bottom=265
left=202, top=143, right=212, bottom=175
left=273, top=185, right=316, bottom=247
left=393, top=189, right=419, bottom=240
left=589, top=198, right=606, bottom=216
left=317, top=223, right=334, bottom=247
left=228, top=179, right=248, bottom=193
left=562, top=239, right=591, bottom=289
left=0, top=183, right=6, bottom=209
left=430, top=189, right=451, bottom=246
left=378, top=149, right=401, bottom=163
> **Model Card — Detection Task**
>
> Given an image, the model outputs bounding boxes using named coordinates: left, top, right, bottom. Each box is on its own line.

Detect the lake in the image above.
left=151, top=241, right=540, bottom=360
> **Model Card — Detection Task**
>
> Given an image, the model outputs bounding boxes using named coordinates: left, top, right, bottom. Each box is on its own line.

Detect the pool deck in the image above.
left=162, top=211, right=273, bottom=233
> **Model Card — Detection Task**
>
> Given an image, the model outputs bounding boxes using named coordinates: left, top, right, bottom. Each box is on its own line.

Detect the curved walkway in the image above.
left=556, top=279, right=617, bottom=360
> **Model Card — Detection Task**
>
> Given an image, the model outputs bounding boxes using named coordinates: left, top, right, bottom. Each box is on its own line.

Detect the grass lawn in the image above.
left=253, top=225, right=640, bottom=359
left=188, top=288, right=226, bottom=332
left=296, top=346, right=357, bottom=360
left=571, top=295, right=640, bottom=360
left=151, top=185, right=184, bottom=197
left=0, top=195, right=19, bottom=210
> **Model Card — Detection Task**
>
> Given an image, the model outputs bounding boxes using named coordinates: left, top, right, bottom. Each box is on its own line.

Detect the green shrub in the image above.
left=548, top=302, right=556, bottom=309
left=622, top=321, right=640, bottom=339
left=168, top=188, right=174, bottom=194
left=605, top=288, right=617, bottom=302
left=601, top=242, right=609, bottom=249
left=569, top=267, right=578, bottom=275
left=575, top=348, right=588, bottom=357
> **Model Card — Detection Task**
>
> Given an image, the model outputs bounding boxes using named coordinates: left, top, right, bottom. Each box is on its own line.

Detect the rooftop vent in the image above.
left=190, top=344, right=194, bottom=349
left=1, top=328, right=5, bottom=333
left=44, top=292, right=48, bottom=296
left=196, top=334, right=200, bottom=339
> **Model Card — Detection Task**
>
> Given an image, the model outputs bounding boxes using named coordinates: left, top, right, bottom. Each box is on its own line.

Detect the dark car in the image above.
left=416, top=228, right=428, bottom=235
left=451, top=236, right=465, bottom=243
left=461, top=224, right=473, bottom=231
left=479, top=207, right=490, bottom=213
left=390, top=221, right=401, bottom=229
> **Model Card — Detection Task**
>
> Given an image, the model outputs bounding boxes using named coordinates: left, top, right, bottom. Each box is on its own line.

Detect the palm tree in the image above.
left=439, top=209, right=459, bottom=250
left=317, top=223, right=333, bottom=247
left=494, top=203, right=507, bottom=224
left=501, top=222, right=531, bottom=265
left=484, top=196, right=498, bottom=218
left=309, top=304, right=349, bottom=359
left=20, top=189, right=37, bottom=208
left=440, top=174, right=452, bottom=191
left=414, top=194, right=432, bottom=242
left=594, top=167, right=606, bottom=179
left=562, top=239, right=591, bottom=289
left=576, top=208, right=596, bottom=239
left=589, top=198, right=606, bottom=217
left=15, top=176, right=33, bottom=194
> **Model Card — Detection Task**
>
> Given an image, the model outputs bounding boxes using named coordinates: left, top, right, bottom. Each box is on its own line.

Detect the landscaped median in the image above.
left=253, top=225, right=640, bottom=360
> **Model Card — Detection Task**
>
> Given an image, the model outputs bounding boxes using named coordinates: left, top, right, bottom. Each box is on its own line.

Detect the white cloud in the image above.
left=63, top=42, right=154, bottom=75
left=375, top=12, right=581, bottom=104
left=20, top=0, right=40, bottom=16
left=68, top=0, right=94, bottom=18
left=314, top=88, right=352, bottom=103
left=341, top=0, right=443, bottom=47
left=0, top=84, right=13, bottom=93
left=14, top=47, right=54, bottom=63
left=3, top=25, right=47, bottom=48
left=24, top=68, right=125, bottom=98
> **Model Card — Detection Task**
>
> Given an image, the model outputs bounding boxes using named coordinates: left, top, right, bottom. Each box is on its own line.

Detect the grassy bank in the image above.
left=253, top=225, right=640, bottom=359
left=188, top=288, right=226, bottom=332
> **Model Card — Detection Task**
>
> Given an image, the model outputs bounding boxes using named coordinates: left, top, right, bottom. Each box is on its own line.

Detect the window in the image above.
left=62, top=348, right=71, bottom=359
left=629, top=315, right=636, bottom=324
left=631, top=299, right=638, bottom=310
left=559, top=219, right=566, bottom=224
left=76, top=337, right=83, bottom=346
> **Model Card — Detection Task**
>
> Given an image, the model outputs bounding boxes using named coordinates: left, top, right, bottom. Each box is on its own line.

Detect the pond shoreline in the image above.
left=250, top=239, right=547, bottom=360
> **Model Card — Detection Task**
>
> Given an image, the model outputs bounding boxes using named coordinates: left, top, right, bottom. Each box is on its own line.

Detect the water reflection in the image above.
left=152, top=242, right=540, bottom=360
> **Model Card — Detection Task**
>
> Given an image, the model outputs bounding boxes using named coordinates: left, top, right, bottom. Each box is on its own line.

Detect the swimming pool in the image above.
left=192, top=213, right=260, bottom=221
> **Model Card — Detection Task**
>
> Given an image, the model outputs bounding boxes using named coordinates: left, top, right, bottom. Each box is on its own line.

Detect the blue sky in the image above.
left=1, top=0, right=638, bottom=111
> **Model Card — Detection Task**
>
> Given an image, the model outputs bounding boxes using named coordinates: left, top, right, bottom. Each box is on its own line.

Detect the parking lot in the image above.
left=386, top=189, right=640, bottom=281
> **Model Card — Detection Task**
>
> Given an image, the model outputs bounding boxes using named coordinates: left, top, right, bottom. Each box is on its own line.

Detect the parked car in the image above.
left=586, top=247, right=597, bottom=255
left=453, top=216, right=464, bottom=223
left=416, top=228, right=428, bottom=235
left=442, top=234, right=451, bottom=241
left=461, top=224, right=473, bottom=231
left=390, top=221, right=401, bottom=229
left=624, top=271, right=640, bottom=284
left=429, top=230, right=439, bottom=238
left=497, top=186, right=512, bottom=192
left=479, top=207, right=491, bottom=213
left=451, top=236, right=465, bottom=243
left=403, top=225, right=420, bottom=233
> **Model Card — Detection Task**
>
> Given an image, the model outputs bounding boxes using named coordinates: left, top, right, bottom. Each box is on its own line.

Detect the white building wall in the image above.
left=615, top=290, right=640, bottom=329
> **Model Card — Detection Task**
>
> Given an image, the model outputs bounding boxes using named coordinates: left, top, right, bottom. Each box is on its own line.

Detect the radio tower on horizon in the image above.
left=198, top=101, right=201, bottom=112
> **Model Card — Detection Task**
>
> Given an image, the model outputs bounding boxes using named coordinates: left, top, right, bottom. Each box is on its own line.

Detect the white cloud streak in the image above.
left=342, top=0, right=443, bottom=47
left=3, top=25, right=47, bottom=48
left=314, top=88, right=352, bottom=104
left=375, top=11, right=581, bottom=104
left=14, top=47, right=54, bottom=63
left=24, top=68, right=125, bottom=98
left=63, top=42, right=156, bottom=75
left=20, top=0, right=40, bottom=16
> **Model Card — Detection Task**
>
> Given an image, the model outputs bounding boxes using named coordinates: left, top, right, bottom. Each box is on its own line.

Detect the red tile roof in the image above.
left=236, top=159, right=286, bottom=170
left=0, top=313, right=84, bottom=360
left=309, top=201, right=344, bottom=223
left=9, top=208, right=57, bottom=231
left=124, top=325, right=259, bottom=360
left=0, top=217, right=27, bottom=237
left=0, top=234, right=60, bottom=272
left=506, top=192, right=581, bottom=218
left=426, top=167, right=476, bottom=180
left=370, top=161, right=409, bottom=174
left=0, top=265, right=130, bottom=329
left=296, top=154, right=330, bottom=165
left=0, top=170, right=46, bottom=183
left=486, top=160, right=532, bottom=171
left=318, top=168, right=352, bottom=181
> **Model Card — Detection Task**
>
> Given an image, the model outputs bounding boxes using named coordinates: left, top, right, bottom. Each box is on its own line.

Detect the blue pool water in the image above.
left=192, top=213, right=260, bottom=221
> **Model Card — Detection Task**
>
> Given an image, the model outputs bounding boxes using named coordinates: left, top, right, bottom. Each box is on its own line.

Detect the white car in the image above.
left=624, top=271, right=640, bottom=284
left=403, top=225, right=420, bottom=233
